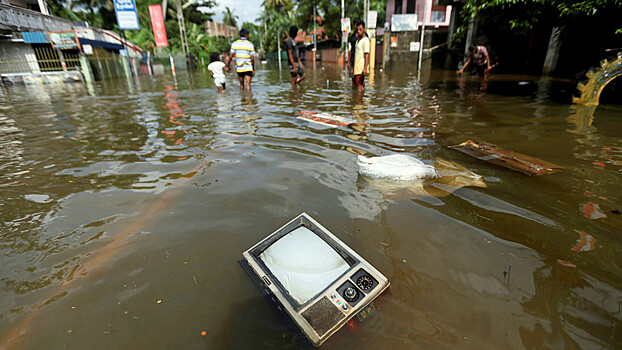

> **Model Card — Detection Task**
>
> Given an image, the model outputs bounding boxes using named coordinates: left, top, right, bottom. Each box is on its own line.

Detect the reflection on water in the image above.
left=1, top=66, right=621, bottom=349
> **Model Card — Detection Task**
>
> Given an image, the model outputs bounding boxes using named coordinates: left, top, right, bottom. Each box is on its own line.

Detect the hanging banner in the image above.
left=114, top=0, right=140, bottom=30
left=48, top=31, right=81, bottom=50
left=341, top=18, right=351, bottom=32
left=367, top=11, right=377, bottom=29
left=149, top=4, right=169, bottom=47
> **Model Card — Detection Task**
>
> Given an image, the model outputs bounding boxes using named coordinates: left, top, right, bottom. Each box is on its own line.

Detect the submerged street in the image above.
left=1, top=65, right=621, bottom=349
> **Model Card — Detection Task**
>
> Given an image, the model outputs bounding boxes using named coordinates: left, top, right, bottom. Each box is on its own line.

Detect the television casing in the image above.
left=242, top=213, right=390, bottom=347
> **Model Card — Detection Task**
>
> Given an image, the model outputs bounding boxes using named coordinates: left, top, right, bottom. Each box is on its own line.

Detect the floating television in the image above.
left=242, top=213, right=390, bottom=347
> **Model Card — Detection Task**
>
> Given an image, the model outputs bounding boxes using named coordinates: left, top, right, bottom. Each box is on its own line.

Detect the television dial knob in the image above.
left=344, top=287, right=358, bottom=301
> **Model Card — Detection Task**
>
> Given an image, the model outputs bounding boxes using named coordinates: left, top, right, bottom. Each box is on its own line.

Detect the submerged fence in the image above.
left=0, top=47, right=80, bottom=74
left=0, top=44, right=192, bottom=85
left=0, top=46, right=131, bottom=81
left=87, top=47, right=127, bottom=79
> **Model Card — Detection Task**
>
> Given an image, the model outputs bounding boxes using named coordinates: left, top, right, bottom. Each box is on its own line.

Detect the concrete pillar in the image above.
left=464, top=17, right=477, bottom=56
left=80, top=54, right=96, bottom=95
left=369, top=29, right=376, bottom=70
left=383, top=29, right=390, bottom=68
left=446, top=6, right=458, bottom=49
left=79, top=54, right=94, bottom=85
left=119, top=53, right=134, bottom=93
left=542, top=26, right=563, bottom=76
left=119, top=54, right=132, bottom=79
left=444, top=7, right=458, bottom=70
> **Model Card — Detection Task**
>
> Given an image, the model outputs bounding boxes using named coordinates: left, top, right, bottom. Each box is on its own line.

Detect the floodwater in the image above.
left=1, top=64, right=621, bottom=349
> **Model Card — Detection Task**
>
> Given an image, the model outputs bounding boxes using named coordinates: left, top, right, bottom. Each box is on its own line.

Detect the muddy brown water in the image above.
left=1, top=64, right=621, bottom=349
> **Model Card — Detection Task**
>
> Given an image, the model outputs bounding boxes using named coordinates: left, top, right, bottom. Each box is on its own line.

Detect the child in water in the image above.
left=207, top=52, right=226, bottom=93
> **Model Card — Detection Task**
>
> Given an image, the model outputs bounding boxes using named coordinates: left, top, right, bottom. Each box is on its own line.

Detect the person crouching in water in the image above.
left=286, top=26, right=306, bottom=86
left=208, top=52, right=226, bottom=93
left=458, top=44, right=491, bottom=77
left=351, top=20, right=370, bottom=91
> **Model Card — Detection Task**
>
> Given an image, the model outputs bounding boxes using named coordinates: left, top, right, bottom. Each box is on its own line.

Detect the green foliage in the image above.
left=184, top=0, right=216, bottom=25
left=290, top=0, right=386, bottom=43
left=255, top=0, right=387, bottom=53
left=257, top=2, right=295, bottom=53
left=262, top=0, right=293, bottom=10
left=48, top=0, right=228, bottom=61
left=241, top=22, right=262, bottom=50
left=457, top=0, right=622, bottom=44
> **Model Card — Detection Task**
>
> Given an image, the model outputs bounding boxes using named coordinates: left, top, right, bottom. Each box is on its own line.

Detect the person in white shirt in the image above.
left=207, top=52, right=227, bottom=93
left=351, top=21, right=370, bottom=91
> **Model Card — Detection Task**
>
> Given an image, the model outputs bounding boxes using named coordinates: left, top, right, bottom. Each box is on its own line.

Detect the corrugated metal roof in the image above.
left=21, top=31, right=49, bottom=44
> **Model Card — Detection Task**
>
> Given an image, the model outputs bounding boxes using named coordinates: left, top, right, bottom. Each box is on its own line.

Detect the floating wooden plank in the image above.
left=448, top=140, right=564, bottom=176
left=297, top=110, right=364, bottom=128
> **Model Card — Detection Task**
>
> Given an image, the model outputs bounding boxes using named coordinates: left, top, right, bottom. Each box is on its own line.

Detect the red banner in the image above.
left=149, top=5, right=168, bottom=47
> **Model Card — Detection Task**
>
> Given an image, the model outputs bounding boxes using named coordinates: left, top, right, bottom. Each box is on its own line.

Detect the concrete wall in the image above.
left=320, top=48, right=341, bottom=63
left=0, top=41, right=39, bottom=74
left=385, top=30, right=432, bottom=64
left=2, top=71, right=82, bottom=85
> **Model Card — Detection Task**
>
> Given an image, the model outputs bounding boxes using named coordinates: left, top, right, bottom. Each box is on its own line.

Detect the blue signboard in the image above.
left=113, top=0, right=140, bottom=30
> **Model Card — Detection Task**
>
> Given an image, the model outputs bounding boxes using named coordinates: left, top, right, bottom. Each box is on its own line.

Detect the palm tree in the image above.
left=262, top=0, right=292, bottom=11
left=223, top=6, right=238, bottom=27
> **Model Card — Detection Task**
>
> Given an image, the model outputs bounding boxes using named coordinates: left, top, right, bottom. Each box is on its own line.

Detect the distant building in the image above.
left=1, top=0, right=49, bottom=14
left=0, top=0, right=144, bottom=84
left=384, top=0, right=454, bottom=64
left=386, top=0, right=452, bottom=30
left=205, top=20, right=236, bottom=40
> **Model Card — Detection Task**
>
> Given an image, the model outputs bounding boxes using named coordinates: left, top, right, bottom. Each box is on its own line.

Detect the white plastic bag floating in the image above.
left=356, top=155, right=486, bottom=202
left=357, top=154, right=439, bottom=181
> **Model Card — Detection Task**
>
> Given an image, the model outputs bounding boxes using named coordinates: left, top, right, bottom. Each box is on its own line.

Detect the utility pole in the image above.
left=175, top=0, right=189, bottom=57
left=277, top=28, right=282, bottom=71
left=341, top=0, right=346, bottom=74
left=417, top=0, right=429, bottom=80
left=313, top=5, right=317, bottom=52
left=313, top=4, right=317, bottom=67
left=364, top=0, right=367, bottom=28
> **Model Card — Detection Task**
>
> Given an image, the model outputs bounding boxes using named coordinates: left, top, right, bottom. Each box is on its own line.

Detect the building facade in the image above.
left=383, top=0, right=454, bottom=65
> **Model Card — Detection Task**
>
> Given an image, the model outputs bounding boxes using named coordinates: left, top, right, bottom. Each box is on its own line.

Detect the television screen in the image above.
left=259, top=226, right=350, bottom=305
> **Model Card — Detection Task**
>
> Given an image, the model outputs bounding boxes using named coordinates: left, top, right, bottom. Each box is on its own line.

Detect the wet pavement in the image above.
left=0, top=64, right=621, bottom=349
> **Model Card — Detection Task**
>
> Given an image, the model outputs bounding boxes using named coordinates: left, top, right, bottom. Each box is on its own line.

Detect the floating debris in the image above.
left=571, top=230, right=596, bottom=252
left=580, top=202, right=607, bottom=219
left=357, top=157, right=486, bottom=202
left=297, top=110, right=365, bottom=129
left=357, top=154, right=439, bottom=181
left=449, top=140, right=564, bottom=176
left=557, top=260, right=577, bottom=268
left=24, top=194, right=52, bottom=203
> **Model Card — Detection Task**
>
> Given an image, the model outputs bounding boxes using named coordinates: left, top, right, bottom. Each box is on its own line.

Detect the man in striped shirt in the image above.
left=225, top=28, right=256, bottom=91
